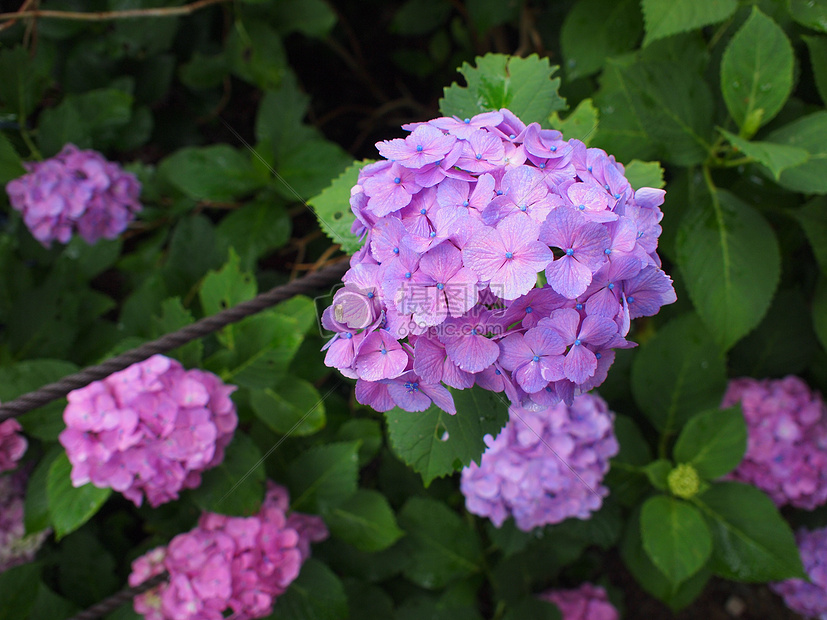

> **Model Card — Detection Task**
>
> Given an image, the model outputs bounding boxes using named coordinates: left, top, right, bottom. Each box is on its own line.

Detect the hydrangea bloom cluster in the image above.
left=58, top=355, right=237, bottom=507
left=771, top=526, right=827, bottom=619
left=721, top=376, right=827, bottom=510
left=0, top=419, right=27, bottom=473
left=460, top=393, right=618, bottom=531
left=130, top=482, right=328, bottom=620
left=0, top=469, right=50, bottom=574
left=6, top=143, right=142, bottom=246
left=322, top=109, right=675, bottom=414
left=539, top=583, right=619, bottom=620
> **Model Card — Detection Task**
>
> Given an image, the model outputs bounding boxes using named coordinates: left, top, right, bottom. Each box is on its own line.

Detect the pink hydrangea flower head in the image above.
left=771, top=526, right=827, bottom=619
left=59, top=354, right=238, bottom=507
left=130, top=482, right=328, bottom=620
left=0, top=419, right=27, bottom=473
left=0, top=469, right=50, bottom=574
left=722, top=376, right=827, bottom=510
left=6, top=144, right=142, bottom=247
left=460, top=393, right=618, bottom=531
left=322, top=109, right=675, bottom=413
left=539, top=583, right=619, bottom=620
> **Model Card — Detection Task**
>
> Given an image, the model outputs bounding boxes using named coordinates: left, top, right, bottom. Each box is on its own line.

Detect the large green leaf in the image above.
left=151, top=297, right=203, bottom=368
left=673, top=406, right=747, bottom=480
left=288, top=441, right=360, bottom=513
left=199, top=248, right=257, bottom=319
left=595, top=57, right=713, bottom=166
left=694, top=482, right=806, bottom=581
left=385, top=386, right=509, bottom=486
left=307, top=159, right=369, bottom=254
left=398, top=496, right=483, bottom=589
left=249, top=379, right=326, bottom=436
left=560, top=0, right=642, bottom=80
left=158, top=145, right=266, bottom=202
left=789, top=0, right=827, bottom=32
left=47, top=453, right=112, bottom=540
left=814, top=276, right=827, bottom=351
left=440, top=54, right=566, bottom=125
left=718, top=128, right=808, bottom=181
left=548, top=98, right=599, bottom=145
left=326, top=489, right=405, bottom=552
left=270, top=559, right=348, bottom=620
left=720, top=8, right=793, bottom=135
left=804, top=35, right=827, bottom=106
left=630, top=314, right=727, bottom=436
left=641, top=0, right=737, bottom=46
left=0, top=131, right=24, bottom=184
left=0, top=563, right=41, bottom=620
left=766, top=111, right=827, bottom=194
left=624, top=160, right=665, bottom=190
left=215, top=196, right=291, bottom=270
left=640, top=495, right=712, bottom=586
left=189, top=431, right=266, bottom=516
left=795, top=197, right=827, bottom=273
left=621, top=507, right=711, bottom=611
left=25, top=448, right=60, bottom=534
left=676, top=188, right=780, bottom=351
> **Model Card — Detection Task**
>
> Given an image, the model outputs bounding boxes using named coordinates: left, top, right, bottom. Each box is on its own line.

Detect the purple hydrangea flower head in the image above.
left=461, top=393, right=618, bottom=531
left=6, top=144, right=141, bottom=247
left=59, top=354, right=238, bottom=507
left=0, top=419, right=27, bottom=474
left=130, top=481, right=327, bottom=620
left=322, top=109, right=675, bottom=413
left=539, top=583, right=619, bottom=620
left=0, top=469, right=50, bottom=574
left=771, top=526, right=827, bottom=620
left=722, top=376, right=827, bottom=510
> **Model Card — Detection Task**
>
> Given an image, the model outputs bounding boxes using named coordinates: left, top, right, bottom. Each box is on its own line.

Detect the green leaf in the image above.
left=307, top=159, right=369, bottom=254
left=0, top=131, right=24, bottom=184
left=151, top=297, right=203, bottom=368
left=267, top=0, right=337, bottom=37
left=548, top=98, right=599, bottom=145
left=227, top=21, right=287, bottom=90
left=199, top=248, right=257, bottom=318
left=210, top=310, right=304, bottom=389
left=56, top=529, right=119, bottom=607
left=641, top=495, right=712, bottom=586
left=676, top=188, right=781, bottom=350
left=270, top=559, right=348, bottom=620
left=180, top=51, right=228, bottom=90
left=503, top=598, right=561, bottom=620
left=695, top=482, right=806, bottom=581
left=385, top=386, right=509, bottom=486
left=621, top=507, right=711, bottom=611
left=644, top=459, right=673, bottom=491
left=30, top=583, right=78, bottom=620
left=795, top=198, right=827, bottom=273
left=190, top=432, right=266, bottom=516
left=0, top=563, right=41, bottom=620
left=624, top=160, right=666, bottom=190
left=159, top=145, right=265, bottom=202
left=560, top=0, right=643, bottom=80
left=594, top=57, right=713, bottom=166
left=673, top=406, right=747, bottom=479
left=720, top=8, right=794, bottom=134
left=336, top=418, right=384, bottom=467
left=804, top=35, right=827, bottom=106
left=718, top=128, right=809, bottom=180
left=790, top=0, right=827, bottom=32
left=466, top=0, right=520, bottom=34
left=641, top=0, right=737, bottom=46
left=0, top=45, right=51, bottom=117
left=161, top=215, right=225, bottom=298
left=275, top=138, right=352, bottom=201
left=391, top=0, right=453, bottom=35
left=216, top=197, right=291, bottom=270
left=767, top=111, right=827, bottom=193
left=398, top=496, right=483, bottom=588
left=606, top=415, right=653, bottom=506
left=47, top=453, right=112, bottom=540
left=288, top=441, right=360, bottom=513
left=249, top=379, right=326, bottom=436
left=440, top=53, right=566, bottom=126
left=25, top=448, right=60, bottom=534
left=0, top=359, right=78, bottom=441
left=630, top=314, right=728, bottom=436
left=326, top=489, right=405, bottom=552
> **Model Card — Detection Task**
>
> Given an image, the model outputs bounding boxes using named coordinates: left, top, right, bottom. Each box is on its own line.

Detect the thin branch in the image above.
left=0, top=0, right=230, bottom=22
left=0, top=0, right=35, bottom=31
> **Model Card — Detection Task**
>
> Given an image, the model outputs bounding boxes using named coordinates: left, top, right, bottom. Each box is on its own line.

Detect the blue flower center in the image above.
left=519, top=205, right=527, bottom=212
left=509, top=134, right=516, bottom=139
left=392, top=247, right=399, bottom=254
left=496, top=190, right=503, bottom=195
left=429, top=231, right=436, bottom=237
left=539, top=163, right=546, bottom=169
left=436, top=283, right=444, bottom=290
left=471, top=328, right=478, bottom=335
left=575, top=303, right=583, bottom=310
left=614, top=193, right=621, bottom=199
left=565, top=248, right=574, bottom=256
left=595, top=352, right=602, bottom=360
left=525, top=306, right=532, bottom=313
left=604, top=248, right=612, bottom=255
left=416, top=145, right=423, bottom=152
left=380, top=348, right=387, bottom=355
left=464, top=118, right=471, bottom=124
left=532, top=355, right=540, bottom=363
left=578, top=204, right=585, bottom=211
left=344, top=332, right=353, bottom=339
left=549, top=145, right=557, bottom=152
left=574, top=339, right=581, bottom=346
left=404, top=381, right=420, bottom=392
left=475, top=153, right=482, bottom=160
left=587, top=166, right=593, bottom=172
left=495, top=369, right=502, bottom=375
left=545, top=386, right=553, bottom=392
left=463, top=200, right=469, bottom=207
left=420, top=208, right=427, bottom=215
left=367, top=291, right=375, bottom=298
left=627, top=295, right=635, bottom=303
left=394, top=177, right=401, bottom=184
left=404, top=271, right=411, bottom=278
left=505, top=251, right=513, bottom=259
left=607, top=283, right=614, bottom=290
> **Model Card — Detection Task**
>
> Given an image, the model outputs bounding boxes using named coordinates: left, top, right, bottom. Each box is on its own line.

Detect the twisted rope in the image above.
left=67, top=571, right=169, bottom=620
left=0, top=260, right=348, bottom=422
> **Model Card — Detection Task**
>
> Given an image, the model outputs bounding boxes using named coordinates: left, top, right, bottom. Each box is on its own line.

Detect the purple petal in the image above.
left=497, top=333, right=533, bottom=371
left=546, top=255, right=593, bottom=299
left=445, top=333, right=500, bottom=373
left=564, top=344, right=597, bottom=384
